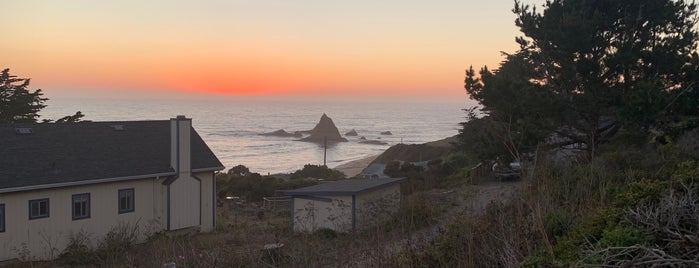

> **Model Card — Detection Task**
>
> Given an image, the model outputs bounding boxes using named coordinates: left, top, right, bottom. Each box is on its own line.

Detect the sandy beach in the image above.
left=334, top=154, right=380, bottom=177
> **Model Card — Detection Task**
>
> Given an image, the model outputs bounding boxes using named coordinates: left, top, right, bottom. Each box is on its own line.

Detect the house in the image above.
left=284, top=178, right=404, bottom=233
left=0, top=115, right=224, bottom=261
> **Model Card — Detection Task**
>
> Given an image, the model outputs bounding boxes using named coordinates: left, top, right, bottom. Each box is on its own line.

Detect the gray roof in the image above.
left=283, top=177, right=405, bottom=196
left=0, top=120, right=224, bottom=192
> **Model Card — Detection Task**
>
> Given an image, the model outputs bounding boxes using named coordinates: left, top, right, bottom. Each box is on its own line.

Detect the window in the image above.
left=118, top=188, right=135, bottom=214
left=72, top=193, right=90, bottom=220
left=29, top=198, right=49, bottom=219
left=0, top=204, right=5, bottom=232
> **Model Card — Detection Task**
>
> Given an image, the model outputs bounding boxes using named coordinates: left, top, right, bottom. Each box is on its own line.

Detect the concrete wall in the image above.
left=0, top=177, right=167, bottom=261
left=292, top=195, right=353, bottom=233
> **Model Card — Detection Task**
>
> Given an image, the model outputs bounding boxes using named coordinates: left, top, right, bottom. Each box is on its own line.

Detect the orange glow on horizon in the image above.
left=1, top=1, right=541, bottom=99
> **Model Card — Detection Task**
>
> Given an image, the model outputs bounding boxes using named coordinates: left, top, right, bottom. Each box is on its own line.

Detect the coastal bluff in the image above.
left=300, top=113, right=348, bottom=143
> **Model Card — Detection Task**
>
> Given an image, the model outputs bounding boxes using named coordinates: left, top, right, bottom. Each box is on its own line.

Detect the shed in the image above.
left=284, top=178, right=404, bottom=232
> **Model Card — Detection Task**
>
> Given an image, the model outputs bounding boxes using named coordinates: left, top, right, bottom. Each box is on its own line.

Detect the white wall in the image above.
left=291, top=183, right=402, bottom=233
left=292, top=195, right=353, bottom=233
left=168, top=171, right=215, bottom=232
left=0, top=177, right=166, bottom=261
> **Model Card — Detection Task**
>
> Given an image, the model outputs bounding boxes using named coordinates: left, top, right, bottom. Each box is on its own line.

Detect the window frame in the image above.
left=28, top=198, right=50, bottom=220
left=72, top=193, right=91, bottom=220
left=118, top=188, right=135, bottom=214
left=0, top=204, right=5, bottom=232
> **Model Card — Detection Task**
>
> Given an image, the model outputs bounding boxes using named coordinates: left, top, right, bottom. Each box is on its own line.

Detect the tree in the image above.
left=227, top=164, right=250, bottom=177
left=462, top=53, right=561, bottom=163
left=0, top=68, right=47, bottom=123
left=464, top=0, right=699, bottom=157
left=0, top=68, right=83, bottom=124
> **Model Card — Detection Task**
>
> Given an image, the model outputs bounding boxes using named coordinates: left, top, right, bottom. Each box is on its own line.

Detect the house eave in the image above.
left=0, top=171, right=177, bottom=194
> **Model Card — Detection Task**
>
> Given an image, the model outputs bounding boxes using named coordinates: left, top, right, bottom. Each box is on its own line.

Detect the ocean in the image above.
left=40, top=96, right=472, bottom=174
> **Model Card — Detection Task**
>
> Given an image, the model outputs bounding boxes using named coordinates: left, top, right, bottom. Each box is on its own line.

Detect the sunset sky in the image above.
left=2, top=0, right=545, bottom=100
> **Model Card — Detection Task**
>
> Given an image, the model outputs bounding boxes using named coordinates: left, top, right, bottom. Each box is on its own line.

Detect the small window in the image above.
left=29, top=198, right=49, bottom=220
left=72, top=193, right=90, bottom=220
left=118, top=188, right=135, bottom=214
left=0, top=204, right=5, bottom=232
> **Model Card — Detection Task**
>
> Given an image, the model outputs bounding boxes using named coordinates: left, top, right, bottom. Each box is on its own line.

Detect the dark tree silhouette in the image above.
left=463, top=0, right=699, bottom=157
left=0, top=68, right=83, bottom=124
left=0, top=68, right=47, bottom=123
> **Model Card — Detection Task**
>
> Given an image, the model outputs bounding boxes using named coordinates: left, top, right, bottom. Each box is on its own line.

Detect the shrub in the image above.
left=291, top=164, right=345, bottom=180
left=58, top=230, right=98, bottom=266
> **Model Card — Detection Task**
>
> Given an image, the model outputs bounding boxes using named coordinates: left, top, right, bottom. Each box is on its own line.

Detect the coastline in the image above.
left=333, top=154, right=380, bottom=177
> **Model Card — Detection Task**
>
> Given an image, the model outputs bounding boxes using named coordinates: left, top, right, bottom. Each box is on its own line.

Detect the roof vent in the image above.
left=15, top=127, right=33, bottom=135
left=110, top=125, right=125, bottom=131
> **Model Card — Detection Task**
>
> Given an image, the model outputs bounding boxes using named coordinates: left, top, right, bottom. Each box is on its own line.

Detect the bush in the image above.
left=291, top=164, right=345, bottom=180
left=58, top=230, right=98, bottom=266
left=217, top=172, right=318, bottom=202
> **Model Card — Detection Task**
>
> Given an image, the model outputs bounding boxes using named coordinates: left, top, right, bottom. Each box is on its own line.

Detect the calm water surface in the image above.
left=41, top=97, right=471, bottom=174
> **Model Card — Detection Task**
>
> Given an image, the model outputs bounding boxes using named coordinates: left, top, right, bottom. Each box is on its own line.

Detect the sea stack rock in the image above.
left=301, top=113, right=348, bottom=143
left=345, top=129, right=359, bottom=136
left=381, top=131, right=393, bottom=135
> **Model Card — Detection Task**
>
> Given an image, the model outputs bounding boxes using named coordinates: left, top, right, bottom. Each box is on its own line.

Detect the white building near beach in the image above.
left=284, top=178, right=404, bottom=233
left=0, top=116, right=224, bottom=261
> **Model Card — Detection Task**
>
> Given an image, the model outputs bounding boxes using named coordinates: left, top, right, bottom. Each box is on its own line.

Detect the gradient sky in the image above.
left=2, top=0, right=545, bottom=100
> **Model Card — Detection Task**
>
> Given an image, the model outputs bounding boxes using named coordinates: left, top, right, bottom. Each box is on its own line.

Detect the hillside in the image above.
left=371, top=136, right=456, bottom=165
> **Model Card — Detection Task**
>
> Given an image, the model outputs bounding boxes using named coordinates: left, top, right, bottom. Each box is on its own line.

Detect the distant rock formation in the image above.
left=345, top=129, right=359, bottom=136
left=359, top=136, right=367, bottom=140
left=260, top=129, right=302, bottom=138
left=381, top=131, right=393, bottom=135
left=359, top=140, right=388, bottom=145
left=300, top=113, right=348, bottom=143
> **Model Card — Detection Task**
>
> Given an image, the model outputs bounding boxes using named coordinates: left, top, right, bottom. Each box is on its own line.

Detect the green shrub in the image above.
left=596, top=226, right=650, bottom=249
left=671, top=160, right=699, bottom=185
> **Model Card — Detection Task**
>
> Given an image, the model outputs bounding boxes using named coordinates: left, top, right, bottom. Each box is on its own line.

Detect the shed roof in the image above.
left=0, top=120, right=224, bottom=192
left=283, top=177, right=405, bottom=196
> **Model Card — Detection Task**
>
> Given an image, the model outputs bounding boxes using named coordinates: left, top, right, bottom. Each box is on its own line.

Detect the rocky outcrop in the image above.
left=345, top=129, right=359, bottom=136
left=359, top=140, right=388, bottom=145
left=381, top=131, right=393, bottom=135
left=300, top=113, right=348, bottom=143
left=260, top=129, right=302, bottom=138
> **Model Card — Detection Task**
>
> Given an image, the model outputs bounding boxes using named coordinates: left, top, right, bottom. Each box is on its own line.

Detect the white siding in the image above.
left=168, top=175, right=200, bottom=230
left=291, top=184, right=402, bottom=233
left=292, top=195, right=353, bottom=233
left=198, top=172, right=215, bottom=232
left=167, top=171, right=215, bottom=231
left=0, top=177, right=167, bottom=261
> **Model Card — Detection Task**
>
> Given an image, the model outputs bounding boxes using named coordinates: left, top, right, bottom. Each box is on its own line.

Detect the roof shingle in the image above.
left=283, top=178, right=405, bottom=196
left=0, top=120, right=223, bottom=191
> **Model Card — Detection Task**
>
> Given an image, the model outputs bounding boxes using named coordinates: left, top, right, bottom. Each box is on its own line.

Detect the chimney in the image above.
left=171, top=115, right=192, bottom=174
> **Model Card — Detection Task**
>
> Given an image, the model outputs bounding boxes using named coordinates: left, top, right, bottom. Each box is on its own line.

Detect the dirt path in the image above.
left=396, top=180, right=522, bottom=253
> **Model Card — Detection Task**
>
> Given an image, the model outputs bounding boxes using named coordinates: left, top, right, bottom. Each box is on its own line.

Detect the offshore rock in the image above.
left=381, top=131, right=393, bottom=135
left=359, top=139, right=388, bottom=145
left=345, top=129, right=359, bottom=136
left=260, top=129, right=302, bottom=138
left=300, top=113, right=348, bottom=143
